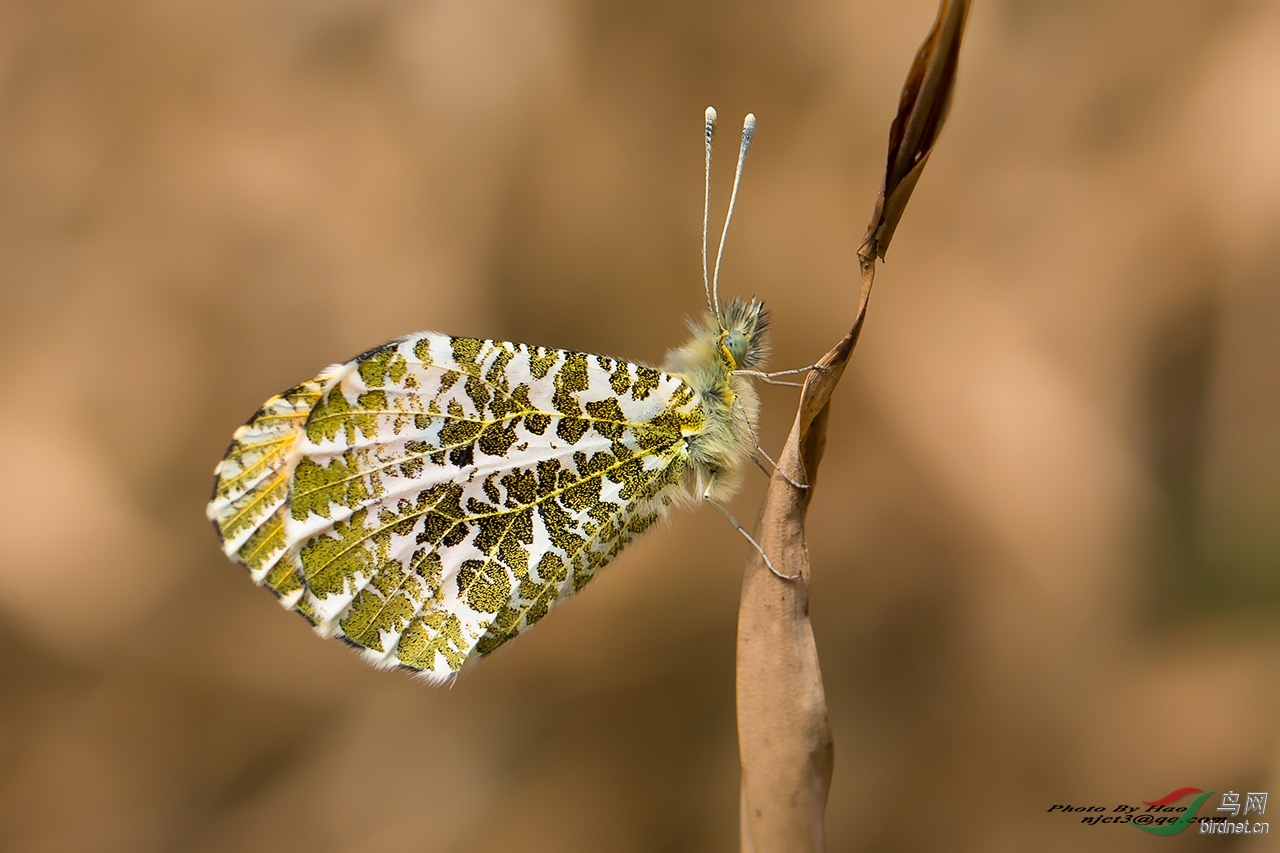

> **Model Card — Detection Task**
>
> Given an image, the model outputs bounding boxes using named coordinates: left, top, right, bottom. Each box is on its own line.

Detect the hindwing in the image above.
left=208, top=332, right=705, bottom=681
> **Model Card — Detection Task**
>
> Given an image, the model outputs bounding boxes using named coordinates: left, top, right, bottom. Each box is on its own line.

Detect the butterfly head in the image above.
left=716, top=297, right=770, bottom=371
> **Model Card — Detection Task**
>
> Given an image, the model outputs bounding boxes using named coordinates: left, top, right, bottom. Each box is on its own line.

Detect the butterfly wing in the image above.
left=208, top=332, right=706, bottom=682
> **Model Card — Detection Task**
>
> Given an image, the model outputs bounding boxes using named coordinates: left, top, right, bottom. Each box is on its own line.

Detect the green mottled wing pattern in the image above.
left=208, top=332, right=705, bottom=682
left=206, top=376, right=333, bottom=592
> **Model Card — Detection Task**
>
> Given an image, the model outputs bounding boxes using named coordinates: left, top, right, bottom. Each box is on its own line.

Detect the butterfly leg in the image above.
left=734, top=363, right=831, bottom=387
left=706, top=494, right=800, bottom=581
left=733, top=397, right=810, bottom=490
left=751, top=437, right=809, bottom=490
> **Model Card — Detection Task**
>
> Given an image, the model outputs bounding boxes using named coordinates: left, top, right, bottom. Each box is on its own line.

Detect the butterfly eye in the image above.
left=722, top=331, right=748, bottom=367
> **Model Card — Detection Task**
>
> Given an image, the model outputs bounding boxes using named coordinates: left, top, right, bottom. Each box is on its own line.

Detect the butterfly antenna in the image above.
left=702, top=107, right=720, bottom=326
left=711, top=113, right=756, bottom=321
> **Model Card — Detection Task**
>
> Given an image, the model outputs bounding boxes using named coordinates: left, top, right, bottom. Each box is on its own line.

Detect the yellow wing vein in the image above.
left=239, top=514, right=285, bottom=564
left=353, top=495, right=525, bottom=650
left=298, top=443, right=683, bottom=585
left=290, top=411, right=667, bottom=504
left=221, top=473, right=288, bottom=535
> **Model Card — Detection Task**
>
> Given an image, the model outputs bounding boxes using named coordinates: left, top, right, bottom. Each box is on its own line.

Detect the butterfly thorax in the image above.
left=663, top=297, right=769, bottom=504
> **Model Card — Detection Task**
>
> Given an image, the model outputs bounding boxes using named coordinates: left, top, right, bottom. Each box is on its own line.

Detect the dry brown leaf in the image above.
left=864, top=0, right=971, bottom=262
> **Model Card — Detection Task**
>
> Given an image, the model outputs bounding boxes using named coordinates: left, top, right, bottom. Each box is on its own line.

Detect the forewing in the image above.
left=209, top=333, right=705, bottom=682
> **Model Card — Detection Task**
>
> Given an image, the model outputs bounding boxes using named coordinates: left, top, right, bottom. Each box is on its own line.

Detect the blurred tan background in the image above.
left=2, top=1, right=1278, bottom=850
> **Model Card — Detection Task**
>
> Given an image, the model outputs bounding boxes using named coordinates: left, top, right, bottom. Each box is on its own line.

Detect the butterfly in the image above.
left=207, top=108, right=802, bottom=683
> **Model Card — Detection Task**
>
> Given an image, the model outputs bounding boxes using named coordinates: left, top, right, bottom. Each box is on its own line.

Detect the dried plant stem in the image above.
left=736, top=263, right=872, bottom=853
left=735, top=2, right=970, bottom=850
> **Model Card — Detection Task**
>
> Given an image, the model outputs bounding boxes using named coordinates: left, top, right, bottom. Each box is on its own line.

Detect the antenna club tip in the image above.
left=705, top=106, right=718, bottom=123
left=739, top=114, right=756, bottom=150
